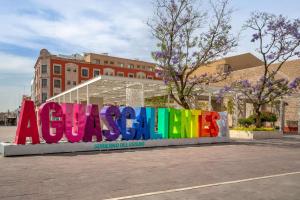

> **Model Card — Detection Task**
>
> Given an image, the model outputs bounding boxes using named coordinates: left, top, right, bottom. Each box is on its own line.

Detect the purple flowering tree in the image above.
left=220, top=12, right=300, bottom=127
left=148, top=0, right=237, bottom=109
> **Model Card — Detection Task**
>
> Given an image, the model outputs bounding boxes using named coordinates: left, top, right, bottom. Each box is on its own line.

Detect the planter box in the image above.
left=229, top=130, right=283, bottom=140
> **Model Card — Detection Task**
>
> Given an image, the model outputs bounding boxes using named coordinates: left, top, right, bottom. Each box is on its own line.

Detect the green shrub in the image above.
left=238, top=112, right=277, bottom=127
left=260, top=112, right=277, bottom=123
left=238, top=117, right=255, bottom=127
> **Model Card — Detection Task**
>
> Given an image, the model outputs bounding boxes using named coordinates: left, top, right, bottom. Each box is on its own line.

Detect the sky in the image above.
left=0, top=0, right=299, bottom=112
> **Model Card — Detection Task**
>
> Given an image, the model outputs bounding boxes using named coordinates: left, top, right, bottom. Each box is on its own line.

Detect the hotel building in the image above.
left=32, top=49, right=158, bottom=106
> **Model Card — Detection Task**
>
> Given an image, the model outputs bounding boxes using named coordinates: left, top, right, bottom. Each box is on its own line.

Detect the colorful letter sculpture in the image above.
left=217, top=112, right=229, bottom=137
left=181, top=110, right=192, bottom=138
left=117, top=106, right=136, bottom=140
left=157, top=108, right=169, bottom=139
left=209, top=112, right=220, bottom=137
left=61, top=103, right=86, bottom=142
left=83, top=104, right=102, bottom=142
left=100, top=105, right=121, bottom=141
left=169, top=108, right=181, bottom=138
left=39, top=102, right=64, bottom=144
left=190, top=110, right=201, bottom=138
left=15, top=100, right=40, bottom=145
left=14, top=100, right=229, bottom=145
left=146, top=107, right=162, bottom=139
left=133, top=107, right=150, bottom=140
left=199, top=111, right=212, bottom=137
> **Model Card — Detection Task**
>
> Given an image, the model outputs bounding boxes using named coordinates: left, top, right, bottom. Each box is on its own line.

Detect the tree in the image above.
left=219, top=12, right=300, bottom=127
left=148, top=0, right=237, bottom=109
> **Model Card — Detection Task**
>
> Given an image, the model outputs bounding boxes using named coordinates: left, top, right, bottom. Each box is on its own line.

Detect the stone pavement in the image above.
left=0, top=126, right=299, bottom=200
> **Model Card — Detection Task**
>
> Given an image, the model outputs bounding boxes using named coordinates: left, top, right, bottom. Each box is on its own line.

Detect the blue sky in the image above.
left=0, top=0, right=299, bottom=112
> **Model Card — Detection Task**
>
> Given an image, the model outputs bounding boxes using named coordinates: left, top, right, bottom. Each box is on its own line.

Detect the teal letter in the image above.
left=157, top=108, right=169, bottom=139
left=146, top=107, right=162, bottom=139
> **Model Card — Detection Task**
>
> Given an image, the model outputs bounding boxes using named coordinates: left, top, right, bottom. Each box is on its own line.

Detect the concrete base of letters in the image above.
left=0, top=137, right=229, bottom=157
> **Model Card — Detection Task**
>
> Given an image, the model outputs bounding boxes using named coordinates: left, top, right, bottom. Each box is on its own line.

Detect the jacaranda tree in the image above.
left=219, top=12, right=300, bottom=127
left=148, top=0, right=237, bottom=109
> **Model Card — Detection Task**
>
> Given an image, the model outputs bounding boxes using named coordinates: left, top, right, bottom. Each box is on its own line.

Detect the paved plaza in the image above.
left=0, top=126, right=299, bottom=200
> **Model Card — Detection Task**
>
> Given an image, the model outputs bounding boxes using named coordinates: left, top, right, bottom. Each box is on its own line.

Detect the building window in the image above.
left=137, top=72, right=146, bottom=79
left=92, top=59, right=100, bottom=64
left=224, top=64, right=231, bottom=73
left=73, top=69, right=77, bottom=72
left=110, top=61, right=114, bottom=65
left=67, top=80, right=71, bottom=85
left=105, top=72, right=114, bottom=76
left=142, top=66, right=145, bottom=70
left=147, top=76, right=153, bottom=80
left=128, top=73, right=134, bottom=78
left=104, top=60, right=108, bottom=64
left=54, top=79, right=61, bottom=88
left=53, top=64, right=61, bottom=74
left=81, top=68, right=89, bottom=77
left=128, top=64, right=134, bottom=69
left=73, top=81, right=76, bottom=86
left=67, top=67, right=71, bottom=72
left=118, top=62, right=124, bottom=67
left=41, top=79, right=47, bottom=88
left=117, top=72, right=124, bottom=77
left=42, top=93, right=47, bottom=102
left=217, top=64, right=231, bottom=73
left=137, top=65, right=141, bottom=69
left=94, top=69, right=100, bottom=77
left=41, top=64, right=47, bottom=74
left=103, top=68, right=114, bottom=76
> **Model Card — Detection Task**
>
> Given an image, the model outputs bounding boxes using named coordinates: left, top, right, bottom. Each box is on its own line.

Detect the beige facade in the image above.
left=193, top=53, right=300, bottom=132
left=84, top=53, right=155, bottom=72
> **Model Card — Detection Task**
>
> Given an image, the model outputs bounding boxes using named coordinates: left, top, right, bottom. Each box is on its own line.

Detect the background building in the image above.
left=193, top=53, right=300, bottom=133
left=32, top=49, right=158, bottom=106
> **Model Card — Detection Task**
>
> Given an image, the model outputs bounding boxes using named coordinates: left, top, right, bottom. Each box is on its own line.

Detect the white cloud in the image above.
left=0, top=0, right=156, bottom=61
left=0, top=52, right=35, bottom=73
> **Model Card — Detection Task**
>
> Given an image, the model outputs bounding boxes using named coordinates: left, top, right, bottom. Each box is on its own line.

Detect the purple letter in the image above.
left=100, top=106, right=121, bottom=141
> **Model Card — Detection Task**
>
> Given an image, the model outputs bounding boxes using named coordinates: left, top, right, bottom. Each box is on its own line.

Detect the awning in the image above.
left=47, top=75, right=168, bottom=105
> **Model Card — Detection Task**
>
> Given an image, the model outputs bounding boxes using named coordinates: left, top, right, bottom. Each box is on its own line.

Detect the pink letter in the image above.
left=39, top=102, right=64, bottom=144
left=15, top=100, right=40, bottom=145
left=61, top=103, right=86, bottom=143
left=83, top=104, right=102, bottom=142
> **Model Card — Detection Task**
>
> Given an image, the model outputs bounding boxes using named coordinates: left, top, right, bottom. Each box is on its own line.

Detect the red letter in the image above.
left=15, top=100, right=40, bottom=145
left=199, top=111, right=220, bottom=137
left=199, top=111, right=211, bottom=137
left=210, top=111, right=220, bottom=137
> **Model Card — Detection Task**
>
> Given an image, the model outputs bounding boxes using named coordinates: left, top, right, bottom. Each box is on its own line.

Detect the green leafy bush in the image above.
left=260, top=112, right=277, bottom=123
left=238, top=117, right=255, bottom=127
left=238, top=112, right=277, bottom=127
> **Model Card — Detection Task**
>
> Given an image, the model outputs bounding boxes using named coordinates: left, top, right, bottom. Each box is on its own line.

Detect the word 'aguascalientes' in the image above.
left=15, top=100, right=228, bottom=145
